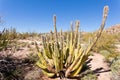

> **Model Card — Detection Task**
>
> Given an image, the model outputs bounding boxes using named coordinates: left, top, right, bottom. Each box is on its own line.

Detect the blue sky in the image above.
left=0, top=0, right=120, bottom=33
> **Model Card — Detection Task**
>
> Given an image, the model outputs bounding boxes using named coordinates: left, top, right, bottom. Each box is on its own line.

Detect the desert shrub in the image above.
left=0, top=27, right=19, bottom=52
left=114, top=33, right=120, bottom=43
left=94, top=32, right=120, bottom=63
left=29, top=32, right=38, bottom=38
left=83, top=30, right=118, bottom=52
left=111, top=55, right=120, bottom=80
left=26, top=52, right=39, bottom=63
left=82, top=32, right=94, bottom=43
left=8, top=27, right=18, bottom=40
left=17, top=32, right=40, bottom=40
left=0, top=29, right=10, bottom=51
left=93, top=32, right=117, bottom=52
left=0, top=55, right=23, bottom=80
left=83, top=31, right=119, bottom=62
left=81, top=73, right=97, bottom=80
left=18, top=32, right=30, bottom=39
left=0, top=54, right=36, bottom=80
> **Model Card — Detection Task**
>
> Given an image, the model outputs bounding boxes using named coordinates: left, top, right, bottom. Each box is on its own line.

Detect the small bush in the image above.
left=111, top=55, right=120, bottom=80
left=81, top=73, right=97, bottom=80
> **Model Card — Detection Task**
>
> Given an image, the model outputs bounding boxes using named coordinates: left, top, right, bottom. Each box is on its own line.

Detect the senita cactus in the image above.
left=36, top=6, right=109, bottom=78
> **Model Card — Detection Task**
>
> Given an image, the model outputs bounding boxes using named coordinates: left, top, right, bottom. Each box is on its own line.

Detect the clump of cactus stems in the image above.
left=36, top=6, right=109, bottom=79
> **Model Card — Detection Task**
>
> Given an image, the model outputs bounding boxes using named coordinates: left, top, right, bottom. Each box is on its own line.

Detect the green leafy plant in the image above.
left=36, top=6, right=109, bottom=78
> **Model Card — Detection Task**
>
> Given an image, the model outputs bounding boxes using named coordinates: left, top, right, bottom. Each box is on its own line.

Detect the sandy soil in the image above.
left=24, top=44, right=120, bottom=80
left=88, top=53, right=112, bottom=80
left=2, top=40, right=119, bottom=80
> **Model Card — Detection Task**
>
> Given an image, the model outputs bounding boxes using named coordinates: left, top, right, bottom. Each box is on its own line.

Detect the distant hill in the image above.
left=105, top=24, right=120, bottom=33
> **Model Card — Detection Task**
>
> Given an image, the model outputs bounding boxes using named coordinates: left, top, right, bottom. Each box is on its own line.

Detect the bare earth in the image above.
left=23, top=52, right=113, bottom=80
left=1, top=40, right=117, bottom=80
left=15, top=50, right=112, bottom=80
left=89, top=53, right=111, bottom=80
left=41, top=44, right=120, bottom=80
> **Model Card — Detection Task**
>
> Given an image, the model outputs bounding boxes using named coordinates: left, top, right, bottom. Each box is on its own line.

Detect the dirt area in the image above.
left=1, top=40, right=120, bottom=80
left=88, top=53, right=111, bottom=80
left=24, top=52, right=112, bottom=80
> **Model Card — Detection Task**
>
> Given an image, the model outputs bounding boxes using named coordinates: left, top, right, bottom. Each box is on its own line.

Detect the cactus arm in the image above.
left=59, top=29, right=64, bottom=71
left=53, top=42, right=60, bottom=73
left=36, top=61, right=47, bottom=69
left=42, top=69, right=55, bottom=77
left=65, top=48, right=84, bottom=77
left=85, top=6, right=109, bottom=56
